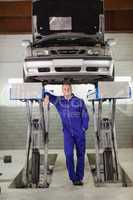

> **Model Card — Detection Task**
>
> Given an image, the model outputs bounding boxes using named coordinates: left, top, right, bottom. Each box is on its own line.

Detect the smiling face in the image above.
left=62, top=84, right=72, bottom=99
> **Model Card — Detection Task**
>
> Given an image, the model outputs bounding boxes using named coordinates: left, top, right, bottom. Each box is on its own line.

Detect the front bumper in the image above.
left=23, top=58, right=114, bottom=84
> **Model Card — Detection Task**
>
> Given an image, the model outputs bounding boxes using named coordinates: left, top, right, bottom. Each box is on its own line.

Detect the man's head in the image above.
left=62, top=83, right=72, bottom=99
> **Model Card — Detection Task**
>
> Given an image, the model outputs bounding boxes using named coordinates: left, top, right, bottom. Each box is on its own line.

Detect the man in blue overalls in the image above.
left=43, top=83, right=89, bottom=185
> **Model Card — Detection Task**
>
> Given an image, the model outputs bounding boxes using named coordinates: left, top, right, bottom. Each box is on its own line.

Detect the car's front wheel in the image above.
left=23, top=68, right=36, bottom=82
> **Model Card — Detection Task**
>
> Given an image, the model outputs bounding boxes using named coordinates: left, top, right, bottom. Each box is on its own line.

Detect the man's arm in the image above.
left=81, top=100, right=89, bottom=131
left=43, top=91, right=59, bottom=106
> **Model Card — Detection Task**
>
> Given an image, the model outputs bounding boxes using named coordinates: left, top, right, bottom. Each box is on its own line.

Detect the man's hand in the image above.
left=43, top=95, right=49, bottom=106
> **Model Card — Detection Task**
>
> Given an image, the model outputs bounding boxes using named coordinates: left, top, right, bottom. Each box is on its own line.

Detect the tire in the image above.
left=110, top=65, right=115, bottom=81
left=23, top=68, right=32, bottom=82
left=31, top=149, right=40, bottom=185
left=110, top=66, right=115, bottom=81
left=103, top=148, right=114, bottom=181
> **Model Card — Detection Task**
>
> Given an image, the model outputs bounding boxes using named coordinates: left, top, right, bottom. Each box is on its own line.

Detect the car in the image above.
left=23, top=0, right=115, bottom=84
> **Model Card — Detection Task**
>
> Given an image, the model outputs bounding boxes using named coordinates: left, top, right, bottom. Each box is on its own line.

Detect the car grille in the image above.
left=58, top=49, right=79, bottom=55
left=50, top=49, right=86, bottom=55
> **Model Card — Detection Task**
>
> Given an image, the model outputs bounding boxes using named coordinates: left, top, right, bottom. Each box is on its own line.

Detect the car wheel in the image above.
left=23, top=68, right=32, bottom=82
left=112, top=66, right=115, bottom=80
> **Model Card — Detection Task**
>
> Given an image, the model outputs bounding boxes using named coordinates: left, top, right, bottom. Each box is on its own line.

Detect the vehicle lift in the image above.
left=91, top=98, right=119, bottom=184
left=10, top=81, right=130, bottom=188
left=87, top=81, right=131, bottom=185
left=10, top=83, right=49, bottom=188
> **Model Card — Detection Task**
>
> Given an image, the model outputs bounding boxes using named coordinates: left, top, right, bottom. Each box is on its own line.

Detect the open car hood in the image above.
left=33, top=32, right=104, bottom=47
left=33, top=0, right=104, bottom=41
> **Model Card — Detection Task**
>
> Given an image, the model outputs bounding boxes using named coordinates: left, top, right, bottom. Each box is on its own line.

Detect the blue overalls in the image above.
left=43, top=91, right=89, bottom=182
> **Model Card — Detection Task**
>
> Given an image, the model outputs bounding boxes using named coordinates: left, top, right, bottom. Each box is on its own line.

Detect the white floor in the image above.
left=1, top=149, right=133, bottom=200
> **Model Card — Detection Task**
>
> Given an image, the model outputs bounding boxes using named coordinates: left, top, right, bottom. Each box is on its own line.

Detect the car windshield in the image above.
left=34, top=35, right=99, bottom=47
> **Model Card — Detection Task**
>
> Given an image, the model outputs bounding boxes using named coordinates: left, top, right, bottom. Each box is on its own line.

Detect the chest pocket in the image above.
left=70, top=107, right=81, bottom=118
left=58, top=98, right=81, bottom=118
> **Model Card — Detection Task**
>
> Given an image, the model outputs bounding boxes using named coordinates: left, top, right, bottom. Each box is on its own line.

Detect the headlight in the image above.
left=87, top=49, right=93, bottom=55
left=27, top=68, right=38, bottom=73
left=93, top=50, right=99, bottom=56
left=87, top=49, right=100, bottom=56
left=33, top=49, right=49, bottom=56
left=43, top=50, right=49, bottom=55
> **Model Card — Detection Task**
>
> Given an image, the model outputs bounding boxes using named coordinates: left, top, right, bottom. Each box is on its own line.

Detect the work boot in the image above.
left=73, top=181, right=84, bottom=186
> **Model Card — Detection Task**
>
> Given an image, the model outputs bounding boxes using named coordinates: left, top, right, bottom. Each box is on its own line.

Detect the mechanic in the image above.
left=43, top=83, right=89, bottom=186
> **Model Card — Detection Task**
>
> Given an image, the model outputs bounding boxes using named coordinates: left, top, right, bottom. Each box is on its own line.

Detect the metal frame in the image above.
left=10, top=83, right=49, bottom=188
left=22, top=99, right=49, bottom=188
left=87, top=82, right=131, bottom=184
left=88, top=81, right=130, bottom=184
left=92, top=99, right=119, bottom=184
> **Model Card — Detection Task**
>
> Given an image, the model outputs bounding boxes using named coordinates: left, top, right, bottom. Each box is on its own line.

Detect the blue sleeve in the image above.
left=81, top=100, right=89, bottom=131
left=43, top=91, right=59, bottom=106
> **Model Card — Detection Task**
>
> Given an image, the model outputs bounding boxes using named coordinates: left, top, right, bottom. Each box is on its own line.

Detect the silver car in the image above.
left=23, top=0, right=114, bottom=84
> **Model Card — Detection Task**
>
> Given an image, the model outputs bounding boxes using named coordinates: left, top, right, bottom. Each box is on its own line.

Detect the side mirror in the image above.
left=106, top=38, right=116, bottom=47
left=22, top=40, right=31, bottom=47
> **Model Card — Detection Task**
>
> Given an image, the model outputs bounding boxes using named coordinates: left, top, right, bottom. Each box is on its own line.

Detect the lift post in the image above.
left=87, top=81, right=131, bottom=184
left=10, top=83, right=49, bottom=188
